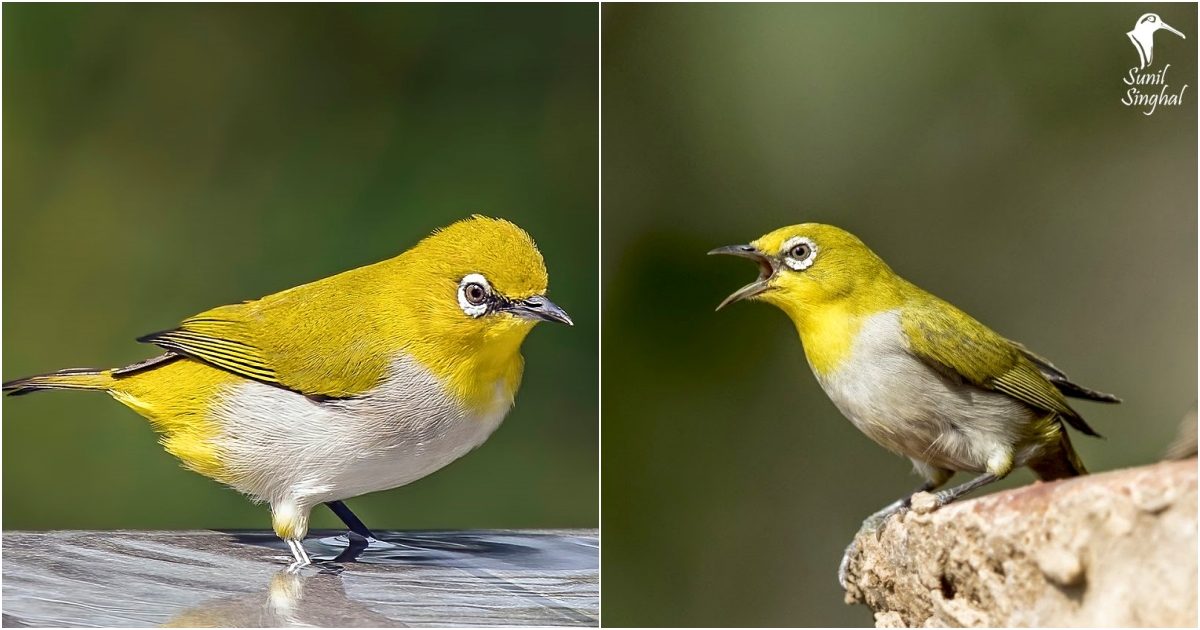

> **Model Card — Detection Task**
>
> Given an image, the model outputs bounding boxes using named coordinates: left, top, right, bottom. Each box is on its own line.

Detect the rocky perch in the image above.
left=841, top=458, right=1197, bottom=627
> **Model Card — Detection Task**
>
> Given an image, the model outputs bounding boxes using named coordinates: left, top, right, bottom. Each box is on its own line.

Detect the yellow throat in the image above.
left=712, top=223, right=911, bottom=376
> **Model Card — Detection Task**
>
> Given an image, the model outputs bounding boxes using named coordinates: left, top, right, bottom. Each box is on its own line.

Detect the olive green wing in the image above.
left=138, top=291, right=390, bottom=399
left=899, top=298, right=1101, bottom=437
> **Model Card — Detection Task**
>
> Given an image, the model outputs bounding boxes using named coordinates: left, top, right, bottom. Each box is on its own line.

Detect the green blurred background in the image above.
left=603, top=3, right=1195, bottom=627
left=4, top=5, right=597, bottom=532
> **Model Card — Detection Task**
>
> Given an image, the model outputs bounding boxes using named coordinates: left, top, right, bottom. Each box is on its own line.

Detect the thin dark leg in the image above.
left=325, top=500, right=375, bottom=539
left=932, top=472, right=1000, bottom=506
left=861, top=479, right=942, bottom=530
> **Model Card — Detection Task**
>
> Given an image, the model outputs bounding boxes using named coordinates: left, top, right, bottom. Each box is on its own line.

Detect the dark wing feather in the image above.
left=137, top=306, right=283, bottom=387
left=137, top=287, right=390, bottom=399
left=1008, top=340, right=1121, bottom=403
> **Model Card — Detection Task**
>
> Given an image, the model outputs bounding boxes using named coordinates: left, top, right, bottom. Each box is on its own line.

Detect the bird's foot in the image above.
left=859, top=506, right=908, bottom=539
left=332, top=531, right=372, bottom=563
left=837, top=540, right=857, bottom=591
left=838, top=505, right=909, bottom=590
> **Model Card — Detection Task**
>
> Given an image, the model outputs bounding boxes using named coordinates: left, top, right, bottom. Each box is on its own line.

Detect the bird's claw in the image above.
left=857, top=506, right=906, bottom=540
left=837, top=539, right=857, bottom=590
left=879, top=506, right=909, bottom=539
left=840, top=508, right=907, bottom=590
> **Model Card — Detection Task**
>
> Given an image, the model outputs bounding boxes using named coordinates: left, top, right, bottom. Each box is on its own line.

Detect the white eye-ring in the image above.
left=782, top=236, right=818, bottom=271
left=458, top=273, right=491, bottom=318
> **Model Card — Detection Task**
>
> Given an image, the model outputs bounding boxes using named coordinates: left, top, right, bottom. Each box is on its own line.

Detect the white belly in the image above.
left=210, top=355, right=510, bottom=508
left=811, top=310, right=1037, bottom=474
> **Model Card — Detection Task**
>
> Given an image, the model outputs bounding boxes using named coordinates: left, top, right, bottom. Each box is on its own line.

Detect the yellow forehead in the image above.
left=752, top=223, right=866, bottom=257
left=414, top=216, right=549, bottom=298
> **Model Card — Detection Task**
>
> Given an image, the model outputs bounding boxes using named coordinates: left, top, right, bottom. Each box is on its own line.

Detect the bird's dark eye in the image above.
left=464, top=282, right=488, bottom=305
left=782, top=237, right=818, bottom=271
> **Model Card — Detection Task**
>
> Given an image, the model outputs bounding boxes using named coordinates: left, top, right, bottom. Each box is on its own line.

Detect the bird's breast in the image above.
left=809, top=309, right=1031, bottom=473
left=210, top=354, right=513, bottom=505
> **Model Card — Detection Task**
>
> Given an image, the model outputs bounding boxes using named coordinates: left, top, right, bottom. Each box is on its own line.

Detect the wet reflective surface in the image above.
left=234, top=530, right=599, bottom=571
left=2, top=530, right=598, bottom=627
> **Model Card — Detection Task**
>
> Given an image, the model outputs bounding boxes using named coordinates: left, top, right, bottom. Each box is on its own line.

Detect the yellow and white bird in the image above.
left=4, top=216, right=573, bottom=568
left=711, top=224, right=1118, bottom=586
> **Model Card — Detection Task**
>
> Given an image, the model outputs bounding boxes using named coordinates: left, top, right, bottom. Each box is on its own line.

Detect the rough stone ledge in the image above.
left=842, top=459, right=1198, bottom=627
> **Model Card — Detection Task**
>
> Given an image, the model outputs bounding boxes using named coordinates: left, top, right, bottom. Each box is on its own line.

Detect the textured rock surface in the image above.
left=842, top=459, right=1197, bottom=627
left=2, top=529, right=598, bottom=627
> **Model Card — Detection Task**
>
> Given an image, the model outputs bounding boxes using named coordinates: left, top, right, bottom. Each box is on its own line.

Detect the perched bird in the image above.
left=710, top=224, right=1117, bottom=585
left=4, top=216, right=572, bottom=568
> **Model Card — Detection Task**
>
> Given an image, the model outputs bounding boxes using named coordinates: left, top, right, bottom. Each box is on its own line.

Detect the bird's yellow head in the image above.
left=399, top=215, right=571, bottom=345
left=710, top=223, right=902, bottom=324
left=388, top=216, right=571, bottom=408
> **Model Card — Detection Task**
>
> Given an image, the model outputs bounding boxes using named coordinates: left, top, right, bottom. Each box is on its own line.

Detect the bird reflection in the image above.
left=161, top=530, right=598, bottom=627
left=162, top=566, right=404, bottom=628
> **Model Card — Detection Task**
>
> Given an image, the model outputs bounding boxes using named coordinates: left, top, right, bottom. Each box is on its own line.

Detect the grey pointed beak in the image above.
left=507, top=295, right=574, bottom=326
left=708, top=245, right=775, bottom=311
left=1161, top=20, right=1185, bottom=38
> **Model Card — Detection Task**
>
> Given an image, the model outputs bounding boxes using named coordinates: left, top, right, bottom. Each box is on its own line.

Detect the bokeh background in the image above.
left=603, top=4, right=1196, bottom=627
left=4, top=4, right=597, bottom=532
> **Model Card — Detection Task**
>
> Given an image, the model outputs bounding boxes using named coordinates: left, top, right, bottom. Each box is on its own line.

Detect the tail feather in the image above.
left=3, top=368, right=115, bottom=396
left=1029, top=430, right=1088, bottom=481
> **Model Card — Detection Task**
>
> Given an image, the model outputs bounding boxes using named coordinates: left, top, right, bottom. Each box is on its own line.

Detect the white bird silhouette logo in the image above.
left=1128, top=13, right=1185, bottom=69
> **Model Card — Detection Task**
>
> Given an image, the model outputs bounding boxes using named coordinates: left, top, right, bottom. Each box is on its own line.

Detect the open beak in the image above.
left=708, top=245, right=776, bottom=311
left=1161, top=20, right=1185, bottom=38
left=506, top=295, right=574, bottom=326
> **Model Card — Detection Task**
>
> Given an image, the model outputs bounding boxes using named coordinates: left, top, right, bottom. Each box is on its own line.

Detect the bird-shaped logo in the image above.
left=1127, top=13, right=1185, bottom=69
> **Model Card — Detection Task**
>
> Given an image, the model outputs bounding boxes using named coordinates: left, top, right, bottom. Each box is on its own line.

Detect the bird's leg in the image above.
left=931, top=471, right=1001, bottom=507
left=272, top=501, right=313, bottom=572
left=926, top=452, right=1011, bottom=508
left=857, top=480, right=941, bottom=536
left=859, top=462, right=955, bottom=537
left=323, top=500, right=375, bottom=564
left=324, top=500, right=376, bottom=540
left=285, top=539, right=312, bottom=574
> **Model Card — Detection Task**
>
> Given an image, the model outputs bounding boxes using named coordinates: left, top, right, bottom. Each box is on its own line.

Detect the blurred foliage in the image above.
left=3, top=4, right=597, bottom=532
left=602, top=3, right=1196, bottom=627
